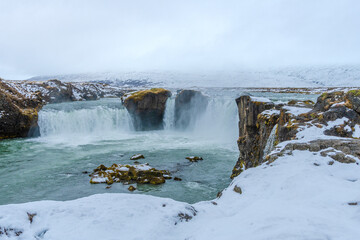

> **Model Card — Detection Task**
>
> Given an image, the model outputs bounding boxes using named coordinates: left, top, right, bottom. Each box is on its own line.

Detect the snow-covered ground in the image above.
left=1, top=150, right=359, bottom=240
left=25, top=65, right=360, bottom=88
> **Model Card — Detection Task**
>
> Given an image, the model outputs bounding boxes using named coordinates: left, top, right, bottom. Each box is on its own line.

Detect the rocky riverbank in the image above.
left=232, top=89, right=360, bottom=178
left=0, top=78, right=127, bottom=139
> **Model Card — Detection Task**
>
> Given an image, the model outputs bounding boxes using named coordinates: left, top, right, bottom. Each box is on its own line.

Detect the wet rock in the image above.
left=185, top=156, right=203, bottom=162
left=130, top=154, right=145, bottom=160
left=174, top=89, right=208, bottom=128
left=90, top=163, right=170, bottom=185
left=173, top=177, right=182, bottom=181
left=348, top=202, right=358, bottom=206
left=123, top=88, right=171, bottom=130
left=150, top=177, right=165, bottom=185
left=128, top=185, right=136, bottom=191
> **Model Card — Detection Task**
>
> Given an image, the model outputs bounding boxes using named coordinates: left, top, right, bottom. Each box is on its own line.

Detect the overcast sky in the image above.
left=0, top=0, right=359, bottom=79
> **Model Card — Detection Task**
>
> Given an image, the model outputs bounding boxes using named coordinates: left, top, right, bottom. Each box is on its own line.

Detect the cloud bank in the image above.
left=0, top=0, right=359, bottom=79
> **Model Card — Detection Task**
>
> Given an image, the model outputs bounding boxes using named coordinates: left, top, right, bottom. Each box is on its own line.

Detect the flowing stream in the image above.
left=0, top=88, right=318, bottom=204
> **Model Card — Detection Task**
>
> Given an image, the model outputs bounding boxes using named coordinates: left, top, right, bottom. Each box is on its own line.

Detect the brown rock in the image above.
left=123, top=88, right=171, bottom=130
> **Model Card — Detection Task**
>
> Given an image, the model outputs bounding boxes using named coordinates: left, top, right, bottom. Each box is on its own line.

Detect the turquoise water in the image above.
left=0, top=89, right=318, bottom=204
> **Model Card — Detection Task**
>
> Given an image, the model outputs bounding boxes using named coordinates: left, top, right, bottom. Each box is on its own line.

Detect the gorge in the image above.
left=0, top=79, right=359, bottom=239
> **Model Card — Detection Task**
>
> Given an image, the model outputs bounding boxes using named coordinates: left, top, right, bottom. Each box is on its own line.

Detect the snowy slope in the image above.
left=1, top=150, right=359, bottom=240
left=26, top=65, right=360, bottom=88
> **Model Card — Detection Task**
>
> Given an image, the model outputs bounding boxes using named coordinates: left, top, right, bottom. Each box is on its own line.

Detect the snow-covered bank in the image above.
left=1, top=150, right=359, bottom=240
left=0, top=194, right=195, bottom=240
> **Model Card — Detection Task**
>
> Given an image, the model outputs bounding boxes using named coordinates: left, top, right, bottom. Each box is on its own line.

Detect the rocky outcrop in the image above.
left=231, top=95, right=277, bottom=178
left=231, top=90, right=360, bottom=179
left=89, top=163, right=171, bottom=185
left=5, top=79, right=126, bottom=103
left=174, top=90, right=208, bottom=128
left=0, top=79, right=127, bottom=139
left=123, top=88, right=171, bottom=131
left=0, top=80, right=43, bottom=139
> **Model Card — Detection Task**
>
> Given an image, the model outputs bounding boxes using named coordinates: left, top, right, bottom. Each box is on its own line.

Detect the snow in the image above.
left=250, top=96, right=272, bottom=103
left=353, top=125, right=360, bottom=138
left=26, top=65, right=360, bottom=88
left=1, top=151, right=359, bottom=240
left=0, top=194, right=193, bottom=240
left=261, top=109, right=280, bottom=116
left=178, top=150, right=360, bottom=240
left=283, top=106, right=312, bottom=116
left=294, top=117, right=350, bottom=142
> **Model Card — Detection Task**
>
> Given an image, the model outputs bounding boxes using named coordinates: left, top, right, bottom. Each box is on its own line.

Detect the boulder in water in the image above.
left=130, top=154, right=145, bottom=160
left=89, top=163, right=170, bottom=185
left=123, top=88, right=171, bottom=131
left=174, top=90, right=208, bottom=129
left=185, top=156, right=203, bottom=162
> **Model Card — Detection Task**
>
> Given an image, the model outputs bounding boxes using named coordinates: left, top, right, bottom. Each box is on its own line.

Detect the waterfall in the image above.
left=38, top=100, right=133, bottom=139
left=263, top=124, right=278, bottom=158
left=163, top=97, right=175, bottom=130
left=192, top=97, right=239, bottom=145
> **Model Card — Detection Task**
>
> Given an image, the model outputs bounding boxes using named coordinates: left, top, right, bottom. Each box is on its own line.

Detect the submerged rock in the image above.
left=174, top=89, right=208, bottom=129
left=89, top=163, right=170, bottom=185
left=123, top=88, right=171, bottom=131
left=130, top=154, right=145, bottom=160
left=185, top=156, right=203, bottom=162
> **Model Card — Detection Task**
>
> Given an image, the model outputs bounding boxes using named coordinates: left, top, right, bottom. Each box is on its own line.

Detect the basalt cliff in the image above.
left=232, top=91, right=360, bottom=178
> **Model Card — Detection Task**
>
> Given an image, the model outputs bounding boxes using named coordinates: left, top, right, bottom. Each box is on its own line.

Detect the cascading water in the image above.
left=38, top=99, right=133, bottom=141
left=263, top=124, right=278, bottom=158
left=163, top=96, right=175, bottom=130
left=192, top=97, right=238, bottom=143
left=0, top=88, right=321, bottom=205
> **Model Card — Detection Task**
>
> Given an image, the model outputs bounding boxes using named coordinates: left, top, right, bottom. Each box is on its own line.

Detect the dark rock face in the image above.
left=314, top=91, right=345, bottom=111
left=231, top=95, right=277, bottom=178
left=0, top=80, right=43, bottom=139
left=41, top=79, right=74, bottom=103
left=174, top=90, right=208, bottom=129
left=123, top=88, right=171, bottom=131
left=232, top=89, right=360, bottom=179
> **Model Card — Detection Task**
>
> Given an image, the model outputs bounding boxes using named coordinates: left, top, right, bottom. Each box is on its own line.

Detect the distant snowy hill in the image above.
left=27, top=65, right=360, bottom=88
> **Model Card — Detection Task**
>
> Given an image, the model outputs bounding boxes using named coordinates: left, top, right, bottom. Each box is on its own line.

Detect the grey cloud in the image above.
left=0, top=0, right=359, bottom=79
